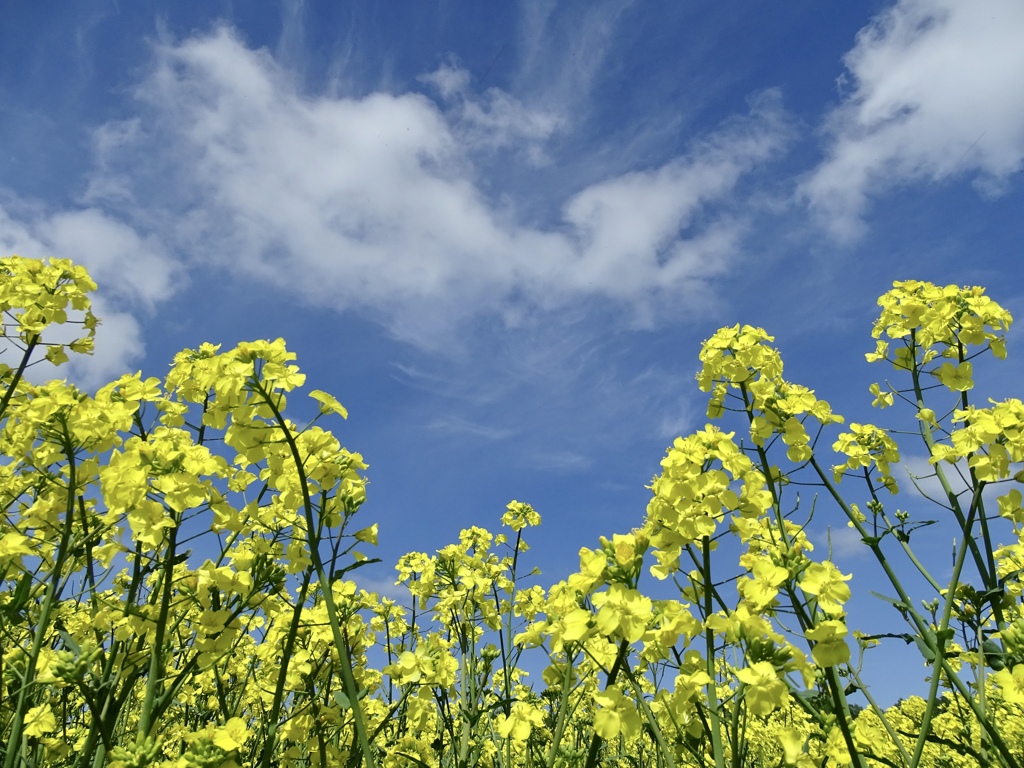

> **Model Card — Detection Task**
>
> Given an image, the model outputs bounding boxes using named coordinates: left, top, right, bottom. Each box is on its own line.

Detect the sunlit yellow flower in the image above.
left=735, top=661, right=787, bottom=716
left=354, top=523, right=378, bottom=545
left=798, top=561, right=851, bottom=615
left=496, top=701, right=545, bottom=741
left=212, top=717, right=251, bottom=752
left=869, top=382, right=894, bottom=408
left=936, top=360, right=973, bottom=392
left=309, top=388, right=348, bottom=418
left=994, top=664, right=1024, bottom=704
left=22, top=704, right=56, bottom=738
left=592, top=685, right=642, bottom=740
left=501, top=500, right=541, bottom=531
left=805, top=620, right=850, bottom=666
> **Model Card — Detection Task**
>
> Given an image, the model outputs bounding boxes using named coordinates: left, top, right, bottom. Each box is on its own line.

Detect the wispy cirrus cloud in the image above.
left=802, top=0, right=1024, bottom=241
left=426, top=416, right=519, bottom=441
left=419, top=59, right=565, bottom=165
left=515, top=0, right=639, bottom=116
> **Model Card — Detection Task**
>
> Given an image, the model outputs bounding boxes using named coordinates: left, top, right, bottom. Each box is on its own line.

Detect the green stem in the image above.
left=954, top=341, right=1000, bottom=607
left=822, top=664, right=867, bottom=768
left=844, top=664, right=914, bottom=768
left=877, top=511, right=942, bottom=593
left=700, top=536, right=727, bottom=768
left=254, top=379, right=378, bottom=768
left=935, top=651, right=1021, bottom=768
left=258, top=571, right=313, bottom=768
left=582, top=639, right=630, bottom=768
left=135, top=514, right=179, bottom=739
left=2, top=418, right=77, bottom=768
left=544, top=653, right=578, bottom=768
left=622, top=662, right=677, bottom=768
left=810, top=456, right=1019, bottom=766
left=0, top=334, right=38, bottom=421
left=458, top=645, right=472, bottom=768
left=810, top=457, right=938, bottom=643
left=908, top=348, right=993, bottom=589
left=910, top=486, right=981, bottom=768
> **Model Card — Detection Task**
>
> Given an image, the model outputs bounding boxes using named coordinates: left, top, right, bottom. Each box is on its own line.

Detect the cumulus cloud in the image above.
left=85, top=26, right=791, bottom=347
left=0, top=201, right=172, bottom=388
left=44, top=209, right=177, bottom=311
left=803, top=0, right=1024, bottom=240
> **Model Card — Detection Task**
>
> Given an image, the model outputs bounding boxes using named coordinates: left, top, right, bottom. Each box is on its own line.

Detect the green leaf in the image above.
left=913, top=634, right=936, bottom=662
left=56, top=624, right=81, bottom=655
left=868, top=591, right=909, bottom=612
left=983, top=639, right=1003, bottom=655
left=3, top=572, right=32, bottom=620
left=333, top=688, right=368, bottom=710
left=983, top=639, right=1006, bottom=670
left=331, top=558, right=382, bottom=580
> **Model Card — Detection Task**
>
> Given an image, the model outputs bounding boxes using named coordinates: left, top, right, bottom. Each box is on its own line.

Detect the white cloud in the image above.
left=44, top=209, right=177, bottom=311
left=821, top=523, right=871, bottom=562
left=531, top=449, right=592, bottom=472
left=0, top=200, right=39, bottom=257
left=418, top=61, right=471, bottom=101
left=516, top=0, right=639, bottom=116
left=85, top=27, right=791, bottom=347
left=0, top=201, right=172, bottom=388
left=803, top=0, right=1024, bottom=240
left=901, top=453, right=971, bottom=503
left=562, top=91, right=791, bottom=308
left=77, top=296, right=146, bottom=388
left=420, top=60, right=565, bottom=165
left=426, top=416, right=519, bottom=441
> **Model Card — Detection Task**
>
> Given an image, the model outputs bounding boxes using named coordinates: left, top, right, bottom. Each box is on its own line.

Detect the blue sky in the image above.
left=3, top=0, right=1024, bottom=705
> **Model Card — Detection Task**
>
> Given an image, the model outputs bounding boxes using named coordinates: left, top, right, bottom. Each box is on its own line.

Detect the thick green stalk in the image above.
left=135, top=519, right=179, bottom=739
left=822, top=664, right=868, bottom=768
left=953, top=340, right=999, bottom=598
left=809, top=457, right=1021, bottom=767
left=494, top=529, right=523, bottom=717
left=908, top=345, right=993, bottom=590
left=458, top=646, right=472, bottom=768
left=810, top=457, right=940, bottom=647
left=86, top=542, right=147, bottom=768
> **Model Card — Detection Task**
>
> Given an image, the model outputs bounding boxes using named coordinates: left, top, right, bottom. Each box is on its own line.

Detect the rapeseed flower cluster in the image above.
left=4, top=257, right=1024, bottom=768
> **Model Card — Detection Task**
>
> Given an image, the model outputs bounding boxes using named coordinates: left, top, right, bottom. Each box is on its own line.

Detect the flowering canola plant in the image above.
left=2, top=255, right=1024, bottom=768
